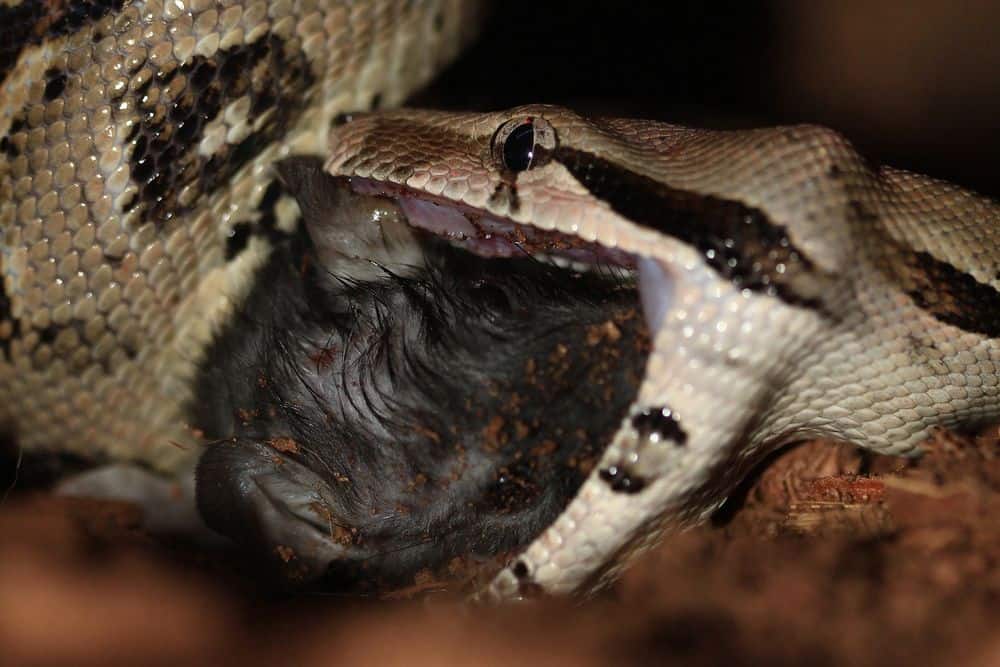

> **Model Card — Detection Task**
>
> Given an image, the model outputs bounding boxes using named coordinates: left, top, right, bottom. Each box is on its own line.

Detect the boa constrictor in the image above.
left=4, top=1, right=999, bottom=599
left=322, top=106, right=1000, bottom=597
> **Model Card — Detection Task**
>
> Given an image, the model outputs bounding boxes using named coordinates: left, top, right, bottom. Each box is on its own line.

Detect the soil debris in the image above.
left=3, top=428, right=999, bottom=665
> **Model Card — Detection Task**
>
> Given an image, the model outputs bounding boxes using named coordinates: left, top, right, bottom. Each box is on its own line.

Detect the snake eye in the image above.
left=492, top=116, right=557, bottom=172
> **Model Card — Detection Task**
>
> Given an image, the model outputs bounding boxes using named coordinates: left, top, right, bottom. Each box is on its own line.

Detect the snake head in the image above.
left=319, top=105, right=950, bottom=598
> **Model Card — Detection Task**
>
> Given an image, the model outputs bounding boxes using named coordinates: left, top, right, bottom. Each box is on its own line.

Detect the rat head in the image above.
left=194, top=158, right=649, bottom=589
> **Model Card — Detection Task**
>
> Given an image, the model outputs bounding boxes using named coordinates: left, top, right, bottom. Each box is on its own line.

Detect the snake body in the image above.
left=322, top=106, right=1000, bottom=597
left=4, top=2, right=1000, bottom=599
left=0, top=0, right=479, bottom=470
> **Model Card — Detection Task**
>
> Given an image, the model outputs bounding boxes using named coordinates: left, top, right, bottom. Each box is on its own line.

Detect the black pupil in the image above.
left=503, top=122, right=536, bottom=172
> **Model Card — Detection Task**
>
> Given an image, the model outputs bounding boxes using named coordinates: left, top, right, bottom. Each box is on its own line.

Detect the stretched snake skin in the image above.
left=0, top=0, right=480, bottom=470
left=323, top=106, right=1000, bottom=597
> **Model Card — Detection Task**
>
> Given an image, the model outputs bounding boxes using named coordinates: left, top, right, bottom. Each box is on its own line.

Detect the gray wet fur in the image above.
left=193, top=159, right=649, bottom=588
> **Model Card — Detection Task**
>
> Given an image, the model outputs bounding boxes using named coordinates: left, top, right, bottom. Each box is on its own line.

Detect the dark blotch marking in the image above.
left=552, top=147, right=825, bottom=308
left=599, top=465, right=647, bottom=494
left=0, top=280, right=19, bottom=362
left=1, top=117, right=25, bottom=158
left=45, top=0, right=122, bottom=34
left=488, top=181, right=520, bottom=214
left=127, top=33, right=315, bottom=223
left=0, top=280, right=9, bottom=322
left=121, top=191, right=138, bottom=213
left=43, top=69, right=67, bottom=100
left=255, top=179, right=284, bottom=233
left=631, top=405, right=687, bottom=446
left=38, top=326, right=58, bottom=345
left=225, top=223, right=253, bottom=260
left=0, top=0, right=125, bottom=83
left=225, top=179, right=295, bottom=261
left=848, top=199, right=1000, bottom=337
left=894, top=249, right=1000, bottom=338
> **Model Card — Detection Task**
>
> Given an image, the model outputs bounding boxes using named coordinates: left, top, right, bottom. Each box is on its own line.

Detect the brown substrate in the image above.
left=2, top=429, right=999, bottom=666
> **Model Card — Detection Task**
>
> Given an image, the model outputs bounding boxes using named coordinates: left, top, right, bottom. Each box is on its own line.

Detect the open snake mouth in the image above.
left=195, top=159, right=659, bottom=592
left=350, top=177, right=638, bottom=269
left=347, top=175, right=672, bottom=334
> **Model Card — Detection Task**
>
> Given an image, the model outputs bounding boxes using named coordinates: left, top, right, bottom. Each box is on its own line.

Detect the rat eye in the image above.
left=491, top=116, right=557, bottom=172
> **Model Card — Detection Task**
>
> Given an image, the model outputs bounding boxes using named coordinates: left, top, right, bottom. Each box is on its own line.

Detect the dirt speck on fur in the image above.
left=267, top=437, right=300, bottom=454
left=3, top=428, right=1000, bottom=665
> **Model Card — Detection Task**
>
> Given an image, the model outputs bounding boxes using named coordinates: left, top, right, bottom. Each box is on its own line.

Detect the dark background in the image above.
left=417, top=1, right=1000, bottom=197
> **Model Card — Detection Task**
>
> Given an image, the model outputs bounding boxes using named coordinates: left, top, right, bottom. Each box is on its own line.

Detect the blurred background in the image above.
left=417, top=0, right=1000, bottom=197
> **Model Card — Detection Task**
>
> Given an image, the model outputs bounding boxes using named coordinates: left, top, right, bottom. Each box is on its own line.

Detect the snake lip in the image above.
left=343, top=174, right=672, bottom=339
left=345, top=176, right=637, bottom=269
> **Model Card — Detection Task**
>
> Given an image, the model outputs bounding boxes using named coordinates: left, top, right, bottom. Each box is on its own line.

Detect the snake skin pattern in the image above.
left=0, top=0, right=480, bottom=470
left=323, top=106, right=1000, bottom=597
left=5, top=0, right=999, bottom=600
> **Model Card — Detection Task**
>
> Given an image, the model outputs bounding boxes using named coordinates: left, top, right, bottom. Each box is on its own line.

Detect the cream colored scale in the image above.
left=0, top=0, right=481, bottom=470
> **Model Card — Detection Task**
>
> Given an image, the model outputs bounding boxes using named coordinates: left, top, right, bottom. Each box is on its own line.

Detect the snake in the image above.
left=3, top=2, right=1000, bottom=599
left=321, top=106, right=1000, bottom=597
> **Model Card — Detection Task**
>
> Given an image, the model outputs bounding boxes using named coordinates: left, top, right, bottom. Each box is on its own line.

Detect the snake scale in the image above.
left=0, top=0, right=479, bottom=467
left=4, top=1, right=1000, bottom=599
left=320, top=106, right=1000, bottom=595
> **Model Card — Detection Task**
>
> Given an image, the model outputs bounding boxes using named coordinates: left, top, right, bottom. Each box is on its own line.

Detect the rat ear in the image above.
left=274, top=156, right=351, bottom=275
left=274, top=157, right=422, bottom=281
left=274, top=156, right=339, bottom=232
